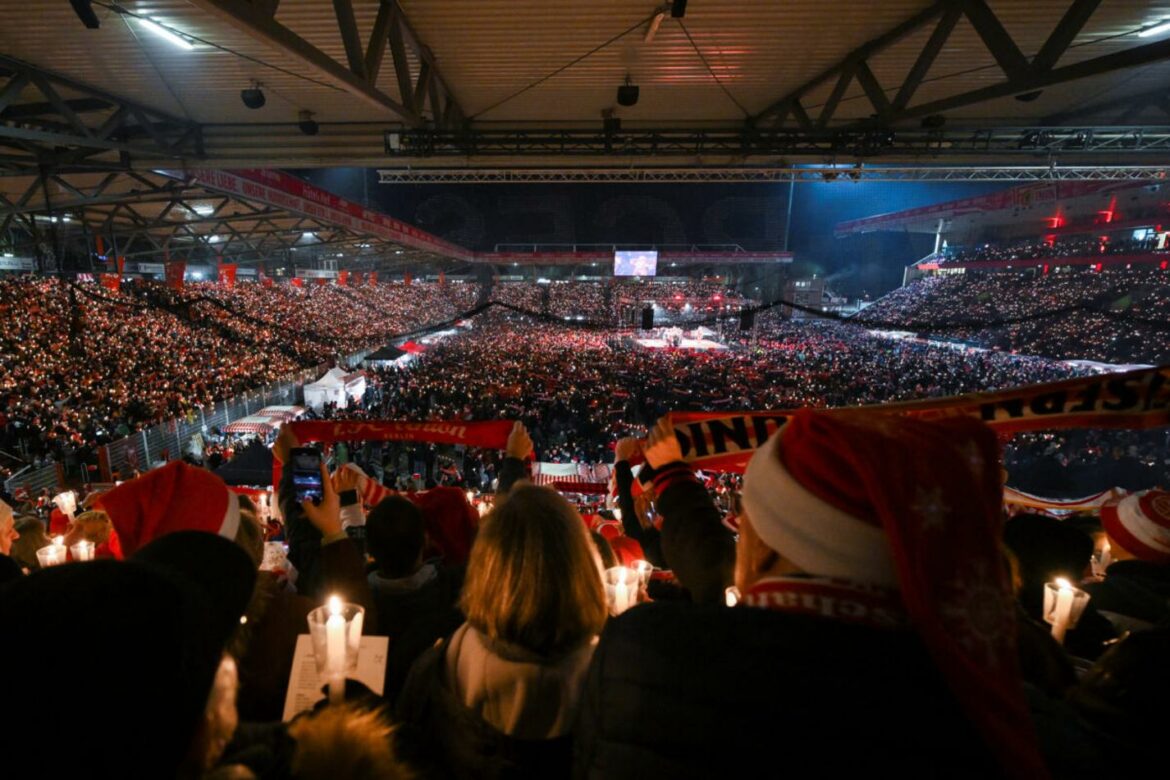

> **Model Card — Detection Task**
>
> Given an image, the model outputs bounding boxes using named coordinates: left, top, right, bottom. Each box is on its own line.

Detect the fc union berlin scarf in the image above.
left=741, top=576, right=907, bottom=630
left=666, top=364, right=1170, bottom=473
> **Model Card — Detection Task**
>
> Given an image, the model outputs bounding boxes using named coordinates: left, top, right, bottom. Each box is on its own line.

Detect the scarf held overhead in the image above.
left=665, top=365, right=1170, bottom=473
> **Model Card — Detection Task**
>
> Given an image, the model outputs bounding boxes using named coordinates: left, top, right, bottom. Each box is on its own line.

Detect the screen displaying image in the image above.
left=614, top=250, right=658, bottom=277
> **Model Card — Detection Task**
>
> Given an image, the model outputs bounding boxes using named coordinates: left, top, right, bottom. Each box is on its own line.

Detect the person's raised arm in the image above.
left=642, top=416, right=734, bottom=605
left=300, top=461, right=376, bottom=621
left=496, top=421, right=532, bottom=495
left=613, top=437, right=665, bottom=568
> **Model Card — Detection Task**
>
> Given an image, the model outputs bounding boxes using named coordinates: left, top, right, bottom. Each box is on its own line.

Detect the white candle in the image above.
left=632, top=559, right=653, bottom=589
left=70, top=540, right=95, bottom=562
left=325, top=595, right=346, bottom=704
left=36, top=542, right=67, bottom=568
left=725, top=586, right=740, bottom=607
left=615, top=570, right=631, bottom=614
left=1050, top=577, right=1075, bottom=644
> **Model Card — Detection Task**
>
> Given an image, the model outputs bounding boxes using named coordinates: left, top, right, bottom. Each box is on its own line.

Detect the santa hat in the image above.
left=1100, top=489, right=1170, bottom=563
left=97, top=461, right=240, bottom=556
left=740, top=408, right=1045, bottom=780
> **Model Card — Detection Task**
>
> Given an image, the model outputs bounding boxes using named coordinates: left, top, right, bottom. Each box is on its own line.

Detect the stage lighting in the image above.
left=241, top=83, right=266, bottom=109
left=671, top=0, right=688, bottom=19
left=617, top=75, right=639, bottom=107
left=70, top=0, right=100, bottom=29
left=298, top=110, right=320, bottom=136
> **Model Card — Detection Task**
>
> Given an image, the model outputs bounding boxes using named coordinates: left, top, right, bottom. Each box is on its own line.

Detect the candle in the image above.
left=605, top=566, right=636, bottom=616
left=631, top=559, right=653, bottom=590
left=725, top=586, right=741, bottom=607
left=614, top=569, right=631, bottom=615
left=36, top=540, right=67, bottom=568
left=70, top=540, right=95, bottom=562
left=1043, top=577, right=1093, bottom=645
left=612, top=508, right=622, bottom=522
left=325, top=595, right=346, bottom=704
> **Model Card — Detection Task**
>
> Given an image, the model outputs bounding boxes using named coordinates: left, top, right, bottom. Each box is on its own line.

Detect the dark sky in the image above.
left=297, top=167, right=1008, bottom=296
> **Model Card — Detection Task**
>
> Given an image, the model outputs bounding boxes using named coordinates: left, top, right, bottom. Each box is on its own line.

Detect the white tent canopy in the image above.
left=303, top=368, right=367, bottom=410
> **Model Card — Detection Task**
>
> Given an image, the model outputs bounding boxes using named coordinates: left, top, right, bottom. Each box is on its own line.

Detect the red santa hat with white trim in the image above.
left=96, top=461, right=241, bottom=556
left=1100, top=489, right=1170, bottom=563
left=740, top=408, right=1047, bottom=780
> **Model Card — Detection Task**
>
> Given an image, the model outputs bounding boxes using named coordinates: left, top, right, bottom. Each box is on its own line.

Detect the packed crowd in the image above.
left=859, top=267, right=1170, bottom=364
left=0, top=277, right=477, bottom=467
left=330, top=311, right=1080, bottom=479
left=491, top=279, right=753, bottom=322
left=2, top=396, right=1166, bottom=779
left=939, top=234, right=1165, bottom=265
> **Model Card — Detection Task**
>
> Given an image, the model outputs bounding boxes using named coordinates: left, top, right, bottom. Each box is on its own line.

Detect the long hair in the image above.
left=460, top=484, right=606, bottom=657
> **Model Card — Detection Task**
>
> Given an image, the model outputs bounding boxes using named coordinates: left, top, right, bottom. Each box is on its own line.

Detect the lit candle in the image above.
left=70, top=540, right=95, bottom=562
left=1048, top=577, right=1075, bottom=644
left=725, top=586, right=740, bottom=607
left=325, top=595, right=346, bottom=704
left=614, top=568, right=631, bottom=614
left=36, top=539, right=67, bottom=568
left=632, top=559, right=653, bottom=590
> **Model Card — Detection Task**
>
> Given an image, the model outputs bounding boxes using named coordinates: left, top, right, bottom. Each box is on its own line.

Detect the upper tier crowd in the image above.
left=939, top=234, right=1165, bottom=265
left=859, top=267, right=1170, bottom=364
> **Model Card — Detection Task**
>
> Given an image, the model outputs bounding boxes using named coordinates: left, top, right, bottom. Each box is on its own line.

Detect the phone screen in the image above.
left=290, top=447, right=324, bottom=504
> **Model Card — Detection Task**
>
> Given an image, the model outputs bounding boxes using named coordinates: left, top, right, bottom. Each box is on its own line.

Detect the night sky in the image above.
left=297, top=168, right=1008, bottom=297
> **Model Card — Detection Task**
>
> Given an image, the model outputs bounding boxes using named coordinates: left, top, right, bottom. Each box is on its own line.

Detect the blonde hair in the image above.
left=460, top=484, right=607, bottom=657
left=288, top=705, right=412, bottom=780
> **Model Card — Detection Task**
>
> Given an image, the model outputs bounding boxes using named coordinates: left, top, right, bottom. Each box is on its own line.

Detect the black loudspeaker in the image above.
left=739, top=307, right=755, bottom=331
left=641, top=306, right=654, bottom=330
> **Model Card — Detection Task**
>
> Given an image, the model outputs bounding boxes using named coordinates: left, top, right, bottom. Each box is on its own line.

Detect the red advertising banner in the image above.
left=338, top=270, right=349, bottom=286
left=369, top=271, right=378, bottom=285
left=100, top=273, right=121, bottom=291
left=218, top=263, right=238, bottom=287
left=404, top=272, right=412, bottom=285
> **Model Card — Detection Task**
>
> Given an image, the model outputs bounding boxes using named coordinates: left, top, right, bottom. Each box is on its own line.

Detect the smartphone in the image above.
left=290, top=446, right=324, bottom=504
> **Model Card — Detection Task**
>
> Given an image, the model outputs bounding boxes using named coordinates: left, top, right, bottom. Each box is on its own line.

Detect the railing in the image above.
left=3, top=345, right=379, bottom=496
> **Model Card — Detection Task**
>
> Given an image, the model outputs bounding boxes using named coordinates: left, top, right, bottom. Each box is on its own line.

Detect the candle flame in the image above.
left=1055, top=577, right=1073, bottom=591
left=328, top=595, right=343, bottom=616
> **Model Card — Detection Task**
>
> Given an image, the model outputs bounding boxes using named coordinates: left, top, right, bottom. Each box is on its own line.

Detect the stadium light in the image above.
left=138, top=18, right=195, bottom=50
left=1139, top=20, right=1170, bottom=37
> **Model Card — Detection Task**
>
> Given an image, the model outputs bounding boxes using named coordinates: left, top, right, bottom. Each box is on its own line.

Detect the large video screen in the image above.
left=614, top=250, right=658, bottom=277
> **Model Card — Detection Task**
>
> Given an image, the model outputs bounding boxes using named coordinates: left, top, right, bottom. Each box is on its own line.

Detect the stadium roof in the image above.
left=2, top=1, right=1170, bottom=169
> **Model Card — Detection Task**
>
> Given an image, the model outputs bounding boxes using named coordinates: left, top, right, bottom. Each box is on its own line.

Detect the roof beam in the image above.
left=364, top=0, right=395, bottom=84
left=753, top=2, right=949, bottom=124
left=1031, top=0, right=1102, bottom=73
left=187, top=0, right=421, bottom=126
left=331, top=0, right=367, bottom=80
left=892, top=3, right=962, bottom=111
left=961, top=0, right=1031, bottom=81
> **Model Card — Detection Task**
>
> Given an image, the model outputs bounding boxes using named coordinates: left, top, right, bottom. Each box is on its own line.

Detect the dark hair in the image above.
left=367, top=496, right=426, bottom=578
left=1003, top=513, right=1093, bottom=586
left=590, top=531, right=617, bottom=570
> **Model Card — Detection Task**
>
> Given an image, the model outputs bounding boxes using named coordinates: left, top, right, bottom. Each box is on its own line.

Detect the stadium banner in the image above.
left=667, top=366, right=1170, bottom=472
left=99, top=273, right=121, bottom=291
left=286, top=419, right=513, bottom=449
left=338, top=270, right=349, bottom=286
left=218, top=263, right=238, bottom=287
left=1002, top=486, right=1122, bottom=514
